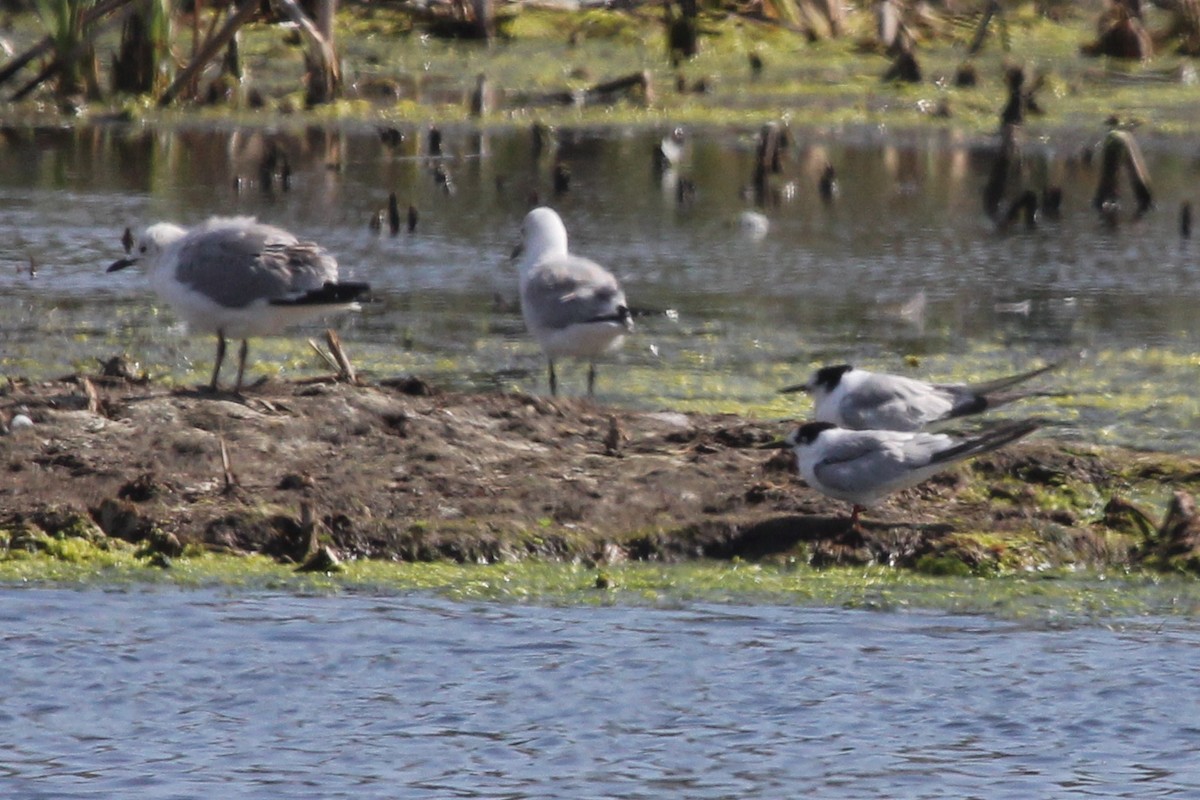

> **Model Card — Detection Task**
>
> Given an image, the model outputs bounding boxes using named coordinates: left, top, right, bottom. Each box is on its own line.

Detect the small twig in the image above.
left=968, top=0, right=1002, bottom=55
left=159, top=0, right=260, bottom=107
left=307, top=338, right=341, bottom=372
left=604, top=414, right=625, bottom=457
left=325, top=329, right=357, bottom=384
left=0, top=0, right=136, bottom=88
left=219, top=435, right=238, bottom=492
left=80, top=376, right=100, bottom=415
left=11, top=58, right=61, bottom=102
left=300, top=500, right=319, bottom=558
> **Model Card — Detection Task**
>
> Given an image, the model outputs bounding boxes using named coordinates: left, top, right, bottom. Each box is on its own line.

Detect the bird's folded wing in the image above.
left=811, top=437, right=905, bottom=494
left=174, top=223, right=337, bottom=308
left=524, top=259, right=626, bottom=332
left=839, top=379, right=951, bottom=430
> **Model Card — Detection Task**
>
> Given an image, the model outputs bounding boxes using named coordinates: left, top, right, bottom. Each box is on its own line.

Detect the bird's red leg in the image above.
left=843, top=504, right=868, bottom=546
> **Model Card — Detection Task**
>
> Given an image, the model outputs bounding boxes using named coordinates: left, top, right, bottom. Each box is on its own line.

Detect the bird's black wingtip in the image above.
left=270, top=282, right=373, bottom=306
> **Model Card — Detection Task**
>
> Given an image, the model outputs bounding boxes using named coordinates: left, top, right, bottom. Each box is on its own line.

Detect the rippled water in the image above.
left=3, top=587, right=1199, bottom=798
left=1, top=124, right=1199, bottom=449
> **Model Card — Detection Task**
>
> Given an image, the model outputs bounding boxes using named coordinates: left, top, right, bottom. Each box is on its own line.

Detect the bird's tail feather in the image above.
left=950, top=388, right=1068, bottom=419
left=930, top=420, right=1040, bottom=465
left=271, top=281, right=371, bottom=306
left=963, top=361, right=1060, bottom=395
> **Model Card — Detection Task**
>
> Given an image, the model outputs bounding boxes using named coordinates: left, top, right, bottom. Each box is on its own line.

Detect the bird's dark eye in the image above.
left=139, top=245, right=147, bottom=254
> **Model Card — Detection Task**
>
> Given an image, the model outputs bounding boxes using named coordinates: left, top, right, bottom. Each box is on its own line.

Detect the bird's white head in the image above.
left=138, top=223, right=188, bottom=268
left=108, top=222, right=188, bottom=275
left=515, top=207, right=569, bottom=273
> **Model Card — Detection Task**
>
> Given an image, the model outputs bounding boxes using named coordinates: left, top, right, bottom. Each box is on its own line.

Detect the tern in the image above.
left=780, top=362, right=1059, bottom=431
left=785, top=419, right=1040, bottom=526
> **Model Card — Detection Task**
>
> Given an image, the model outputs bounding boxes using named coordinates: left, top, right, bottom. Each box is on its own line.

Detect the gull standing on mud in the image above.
left=513, top=206, right=632, bottom=396
left=779, top=362, right=1060, bottom=432
left=109, top=216, right=371, bottom=392
left=786, top=420, right=1040, bottom=527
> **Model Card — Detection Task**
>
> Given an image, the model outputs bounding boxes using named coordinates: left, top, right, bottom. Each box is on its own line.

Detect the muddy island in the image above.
left=3, top=370, right=1200, bottom=578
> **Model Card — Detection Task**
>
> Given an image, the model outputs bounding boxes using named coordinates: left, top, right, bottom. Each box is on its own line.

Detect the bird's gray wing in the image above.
left=522, top=255, right=627, bottom=332
left=839, top=376, right=954, bottom=430
left=174, top=221, right=337, bottom=308
left=811, top=432, right=940, bottom=495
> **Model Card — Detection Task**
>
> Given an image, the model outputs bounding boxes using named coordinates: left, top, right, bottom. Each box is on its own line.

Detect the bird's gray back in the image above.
left=839, top=375, right=954, bottom=430
left=174, top=221, right=338, bottom=308
left=522, top=254, right=625, bottom=332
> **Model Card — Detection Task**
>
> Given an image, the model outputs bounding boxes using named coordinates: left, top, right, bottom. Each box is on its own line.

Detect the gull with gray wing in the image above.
left=513, top=206, right=632, bottom=396
left=108, top=216, right=370, bottom=392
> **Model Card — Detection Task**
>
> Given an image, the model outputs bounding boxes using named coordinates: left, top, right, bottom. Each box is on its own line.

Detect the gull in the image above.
left=779, top=361, right=1060, bottom=432
left=513, top=206, right=632, bottom=396
left=108, top=216, right=370, bottom=392
left=785, top=420, right=1039, bottom=526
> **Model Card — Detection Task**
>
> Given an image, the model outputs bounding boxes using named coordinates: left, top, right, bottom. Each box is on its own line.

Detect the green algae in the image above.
left=4, top=545, right=1200, bottom=621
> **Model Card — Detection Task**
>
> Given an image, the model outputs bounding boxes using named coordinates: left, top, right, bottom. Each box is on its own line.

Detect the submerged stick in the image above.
left=1001, top=189, right=1039, bottom=231
left=1092, top=129, right=1153, bottom=216
left=983, top=124, right=1021, bottom=220
left=514, top=71, right=653, bottom=108
left=387, top=192, right=401, bottom=236
left=585, top=70, right=653, bottom=105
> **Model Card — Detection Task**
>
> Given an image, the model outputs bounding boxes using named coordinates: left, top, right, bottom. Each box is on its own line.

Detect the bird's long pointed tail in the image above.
left=930, top=420, right=1040, bottom=465
left=963, top=359, right=1065, bottom=395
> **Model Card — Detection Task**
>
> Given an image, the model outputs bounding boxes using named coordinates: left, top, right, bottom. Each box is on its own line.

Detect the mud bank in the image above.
left=3, top=371, right=1200, bottom=578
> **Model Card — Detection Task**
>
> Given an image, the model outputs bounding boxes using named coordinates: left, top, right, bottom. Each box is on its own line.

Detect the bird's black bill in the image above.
left=107, top=257, right=137, bottom=273
left=624, top=305, right=677, bottom=319
left=586, top=306, right=633, bottom=326
left=778, top=383, right=810, bottom=394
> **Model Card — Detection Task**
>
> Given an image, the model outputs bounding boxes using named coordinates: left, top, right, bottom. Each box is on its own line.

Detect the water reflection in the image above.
left=0, top=123, right=1197, bottom=449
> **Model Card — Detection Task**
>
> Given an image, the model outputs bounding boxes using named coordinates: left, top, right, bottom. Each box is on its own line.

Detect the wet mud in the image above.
left=4, top=371, right=1200, bottom=576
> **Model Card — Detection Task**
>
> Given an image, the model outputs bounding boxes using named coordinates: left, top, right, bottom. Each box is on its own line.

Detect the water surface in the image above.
left=1, top=123, right=1198, bottom=449
left=3, top=587, right=1199, bottom=798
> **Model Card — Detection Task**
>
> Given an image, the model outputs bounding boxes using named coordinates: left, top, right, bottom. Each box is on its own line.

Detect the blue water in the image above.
left=3, top=587, right=1199, bottom=798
